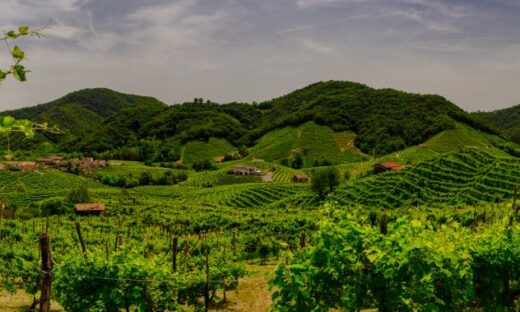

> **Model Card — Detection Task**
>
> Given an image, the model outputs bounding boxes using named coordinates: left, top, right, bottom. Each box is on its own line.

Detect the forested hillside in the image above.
left=475, top=104, right=520, bottom=144
left=1, top=81, right=501, bottom=161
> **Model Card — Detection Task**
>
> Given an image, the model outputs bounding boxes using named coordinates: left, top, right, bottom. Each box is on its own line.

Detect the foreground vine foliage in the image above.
left=271, top=204, right=520, bottom=311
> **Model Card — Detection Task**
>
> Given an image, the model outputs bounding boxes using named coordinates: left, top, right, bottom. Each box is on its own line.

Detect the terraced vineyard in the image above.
left=336, top=148, right=520, bottom=208
left=0, top=170, right=106, bottom=207
left=248, top=121, right=364, bottom=166
left=174, top=183, right=307, bottom=209
left=182, top=137, right=235, bottom=163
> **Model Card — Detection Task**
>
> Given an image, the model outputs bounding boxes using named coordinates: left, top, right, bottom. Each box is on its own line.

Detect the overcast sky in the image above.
left=0, top=0, right=519, bottom=111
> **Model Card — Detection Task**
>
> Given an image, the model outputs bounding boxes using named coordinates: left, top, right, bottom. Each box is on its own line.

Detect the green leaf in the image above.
left=6, top=31, right=18, bottom=39
left=18, top=26, right=29, bottom=35
left=12, top=64, right=27, bottom=81
left=0, top=70, right=6, bottom=81
left=11, top=46, right=25, bottom=61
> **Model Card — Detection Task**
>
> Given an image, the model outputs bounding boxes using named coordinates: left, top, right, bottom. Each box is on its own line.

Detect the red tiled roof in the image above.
left=379, top=162, right=405, bottom=171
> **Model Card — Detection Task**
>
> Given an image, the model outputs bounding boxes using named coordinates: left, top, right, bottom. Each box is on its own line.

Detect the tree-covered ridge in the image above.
left=474, top=104, right=520, bottom=144
left=1, top=81, right=500, bottom=159
left=251, top=81, right=472, bottom=156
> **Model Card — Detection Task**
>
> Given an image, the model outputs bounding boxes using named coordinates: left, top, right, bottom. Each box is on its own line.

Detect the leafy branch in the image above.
left=0, top=20, right=52, bottom=84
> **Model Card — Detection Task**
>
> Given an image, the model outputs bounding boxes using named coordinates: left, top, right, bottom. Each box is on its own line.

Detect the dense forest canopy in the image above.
left=475, top=104, right=520, bottom=144
left=1, top=81, right=500, bottom=160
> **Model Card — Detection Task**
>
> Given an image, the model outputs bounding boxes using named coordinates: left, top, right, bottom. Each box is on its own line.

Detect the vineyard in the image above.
left=248, top=121, right=364, bottom=166
left=335, top=148, right=520, bottom=208
left=3, top=136, right=520, bottom=310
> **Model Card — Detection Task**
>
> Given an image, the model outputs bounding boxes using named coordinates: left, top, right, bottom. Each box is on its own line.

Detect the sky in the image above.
left=0, top=0, right=519, bottom=112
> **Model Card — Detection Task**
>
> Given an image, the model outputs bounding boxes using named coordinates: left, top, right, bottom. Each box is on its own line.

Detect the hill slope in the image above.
left=0, top=81, right=502, bottom=163
left=474, top=104, right=520, bottom=144
left=335, top=148, right=520, bottom=208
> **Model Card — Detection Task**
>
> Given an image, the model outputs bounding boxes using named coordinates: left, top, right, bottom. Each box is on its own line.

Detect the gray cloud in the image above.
left=0, top=0, right=518, bottom=111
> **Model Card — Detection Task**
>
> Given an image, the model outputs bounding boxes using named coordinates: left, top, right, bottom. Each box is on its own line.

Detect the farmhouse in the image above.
left=292, top=174, right=309, bottom=183
left=74, top=203, right=106, bottom=215
left=374, top=162, right=405, bottom=173
left=234, top=164, right=261, bottom=176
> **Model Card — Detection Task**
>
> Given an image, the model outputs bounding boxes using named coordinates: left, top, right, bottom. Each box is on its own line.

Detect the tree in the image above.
left=311, top=167, right=342, bottom=198
left=66, top=185, right=91, bottom=204
left=139, top=171, right=152, bottom=185
left=291, top=154, right=304, bottom=169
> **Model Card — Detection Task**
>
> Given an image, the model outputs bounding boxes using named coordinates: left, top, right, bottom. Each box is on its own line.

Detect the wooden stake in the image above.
left=204, top=242, right=210, bottom=312
left=75, top=221, right=87, bottom=259
left=39, top=233, right=52, bottom=312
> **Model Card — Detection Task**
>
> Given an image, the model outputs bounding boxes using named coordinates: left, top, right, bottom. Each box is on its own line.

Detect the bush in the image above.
left=192, top=160, right=216, bottom=172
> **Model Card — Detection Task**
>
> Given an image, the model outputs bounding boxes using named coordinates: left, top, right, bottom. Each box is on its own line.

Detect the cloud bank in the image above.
left=0, top=0, right=519, bottom=111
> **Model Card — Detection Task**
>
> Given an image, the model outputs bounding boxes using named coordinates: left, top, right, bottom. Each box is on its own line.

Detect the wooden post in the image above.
left=75, top=221, right=87, bottom=258
left=172, top=236, right=178, bottom=273
left=300, top=232, right=306, bottom=249
left=204, top=242, right=210, bottom=312
left=39, top=233, right=52, bottom=312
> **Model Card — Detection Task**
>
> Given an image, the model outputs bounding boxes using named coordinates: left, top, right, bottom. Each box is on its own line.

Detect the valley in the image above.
left=1, top=82, right=520, bottom=311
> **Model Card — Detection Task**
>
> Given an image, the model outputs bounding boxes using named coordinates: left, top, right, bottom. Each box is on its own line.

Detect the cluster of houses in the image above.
left=36, top=156, right=107, bottom=174
left=0, top=156, right=107, bottom=174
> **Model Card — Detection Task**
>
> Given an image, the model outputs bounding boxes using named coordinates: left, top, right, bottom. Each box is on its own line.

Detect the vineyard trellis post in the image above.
left=39, top=232, right=53, bottom=312
left=203, top=240, right=210, bottom=312
left=75, top=221, right=87, bottom=259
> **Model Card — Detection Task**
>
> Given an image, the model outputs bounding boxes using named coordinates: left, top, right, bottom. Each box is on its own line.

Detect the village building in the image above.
left=16, top=161, right=38, bottom=171
left=36, top=156, right=64, bottom=168
left=374, top=162, right=405, bottom=173
left=74, top=203, right=106, bottom=215
left=36, top=156, right=107, bottom=174
left=292, top=174, right=309, bottom=183
left=234, top=164, right=262, bottom=176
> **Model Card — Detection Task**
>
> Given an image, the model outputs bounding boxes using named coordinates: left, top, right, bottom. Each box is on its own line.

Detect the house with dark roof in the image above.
left=292, top=174, right=309, bottom=183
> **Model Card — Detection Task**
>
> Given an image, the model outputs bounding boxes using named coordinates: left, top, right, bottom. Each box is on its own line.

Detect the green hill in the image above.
left=0, top=81, right=504, bottom=164
left=335, top=148, right=520, bottom=209
left=248, top=121, right=366, bottom=166
left=474, top=104, right=520, bottom=144
left=246, top=81, right=486, bottom=156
